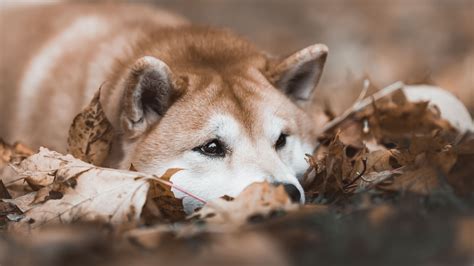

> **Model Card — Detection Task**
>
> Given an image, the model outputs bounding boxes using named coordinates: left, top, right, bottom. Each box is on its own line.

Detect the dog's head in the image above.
left=107, top=29, right=327, bottom=212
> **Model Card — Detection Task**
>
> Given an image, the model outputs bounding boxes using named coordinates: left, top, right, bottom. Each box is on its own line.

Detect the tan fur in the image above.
left=1, top=3, right=327, bottom=208
left=0, top=3, right=187, bottom=151
left=1, top=3, right=316, bottom=152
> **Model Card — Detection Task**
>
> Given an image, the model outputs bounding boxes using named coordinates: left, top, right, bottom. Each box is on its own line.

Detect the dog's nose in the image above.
left=272, top=182, right=301, bottom=203
left=283, top=184, right=302, bottom=203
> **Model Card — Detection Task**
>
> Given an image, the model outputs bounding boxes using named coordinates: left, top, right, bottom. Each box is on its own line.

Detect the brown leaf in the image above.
left=305, top=134, right=364, bottom=200
left=365, top=149, right=398, bottom=172
left=0, top=200, right=23, bottom=226
left=160, top=168, right=183, bottom=181
left=0, top=180, right=12, bottom=199
left=67, top=89, right=114, bottom=166
left=24, top=174, right=52, bottom=191
left=142, top=168, right=186, bottom=223
left=0, top=139, right=34, bottom=170
left=359, top=92, right=458, bottom=146
left=358, top=168, right=404, bottom=190
left=148, top=168, right=183, bottom=199
left=338, top=120, right=365, bottom=148
left=6, top=148, right=150, bottom=231
left=0, top=140, right=12, bottom=166
left=190, top=182, right=297, bottom=228
left=31, top=182, right=67, bottom=205
left=12, top=143, right=34, bottom=157
left=129, top=164, right=138, bottom=172
left=447, top=133, right=474, bottom=196
left=149, top=196, right=186, bottom=223
left=378, top=166, right=439, bottom=195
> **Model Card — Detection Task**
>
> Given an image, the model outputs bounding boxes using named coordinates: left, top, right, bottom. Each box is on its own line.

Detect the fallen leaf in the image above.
left=358, top=168, right=404, bottom=190
left=6, top=148, right=150, bottom=231
left=67, top=89, right=114, bottom=166
left=378, top=166, right=439, bottom=195
left=141, top=168, right=186, bottom=224
left=190, top=182, right=297, bottom=229
left=447, top=133, right=474, bottom=196
left=0, top=139, right=34, bottom=171
left=0, top=180, right=12, bottom=199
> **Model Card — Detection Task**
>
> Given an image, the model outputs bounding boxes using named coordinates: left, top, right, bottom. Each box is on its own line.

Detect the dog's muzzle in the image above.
left=273, top=182, right=303, bottom=203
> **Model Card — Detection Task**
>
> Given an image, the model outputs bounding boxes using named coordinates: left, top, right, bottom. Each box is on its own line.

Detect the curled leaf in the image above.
left=67, top=89, right=114, bottom=166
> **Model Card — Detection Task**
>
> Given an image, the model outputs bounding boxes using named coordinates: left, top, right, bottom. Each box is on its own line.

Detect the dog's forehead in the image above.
left=156, top=68, right=298, bottom=142
left=205, top=113, right=242, bottom=143
left=212, top=73, right=292, bottom=137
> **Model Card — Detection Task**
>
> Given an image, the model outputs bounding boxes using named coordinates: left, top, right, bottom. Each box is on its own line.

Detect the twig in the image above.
left=354, top=79, right=370, bottom=104
left=148, top=176, right=207, bottom=204
left=344, top=158, right=367, bottom=189
left=354, top=167, right=405, bottom=194
left=321, top=81, right=405, bottom=133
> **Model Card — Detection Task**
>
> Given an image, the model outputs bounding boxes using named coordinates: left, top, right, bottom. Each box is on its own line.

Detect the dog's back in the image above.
left=0, top=3, right=187, bottom=151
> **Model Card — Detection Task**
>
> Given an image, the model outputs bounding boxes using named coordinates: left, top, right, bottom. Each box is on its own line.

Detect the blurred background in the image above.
left=145, top=0, right=473, bottom=114
left=2, top=0, right=473, bottom=113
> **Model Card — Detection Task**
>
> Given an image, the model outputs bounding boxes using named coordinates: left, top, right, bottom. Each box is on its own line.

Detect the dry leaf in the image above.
left=305, top=134, right=365, bottom=200
left=5, top=148, right=150, bottom=231
left=0, top=180, right=12, bottom=199
left=0, top=139, right=34, bottom=170
left=67, top=89, right=114, bottom=166
left=190, top=182, right=297, bottom=228
left=447, top=133, right=474, bottom=196
left=378, top=166, right=439, bottom=195
left=141, top=168, right=187, bottom=223
left=358, top=168, right=404, bottom=190
left=0, top=200, right=23, bottom=226
left=2, top=146, right=193, bottom=230
left=365, top=149, right=398, bottom=172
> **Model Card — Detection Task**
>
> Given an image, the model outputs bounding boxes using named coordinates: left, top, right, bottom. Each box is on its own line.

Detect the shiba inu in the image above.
left=1, top=3, right=472, bottom=213
left=0, top=3, right=329, bottom=212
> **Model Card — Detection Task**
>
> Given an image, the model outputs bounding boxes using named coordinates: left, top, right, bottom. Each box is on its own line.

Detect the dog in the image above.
left=1, top=3, right=472, bottom=213
left=0, top=3, right=330, bottom=212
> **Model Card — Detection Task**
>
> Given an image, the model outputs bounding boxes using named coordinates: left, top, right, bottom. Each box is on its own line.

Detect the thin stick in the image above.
left=344, top=158, right=367, bottom=189
left=354, top=79, right=370, bottom=104
left=321, top=81, right=405, bottom=133
left=148, top=176, right=207, bottom=204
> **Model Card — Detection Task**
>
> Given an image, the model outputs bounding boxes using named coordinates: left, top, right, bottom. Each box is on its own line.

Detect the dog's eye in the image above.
left=194, top=139, right=226, bottom=157
left=275, top=133, right=288, bottom=150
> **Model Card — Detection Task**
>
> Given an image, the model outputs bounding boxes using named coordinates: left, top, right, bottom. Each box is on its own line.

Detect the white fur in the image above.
left=138, top=111, right=311, bottom=213
left=261, top=108, right=313, bottom=179
left=263, top=108, right=286, bottom=142
left=403, top=85, right=474, bottom=133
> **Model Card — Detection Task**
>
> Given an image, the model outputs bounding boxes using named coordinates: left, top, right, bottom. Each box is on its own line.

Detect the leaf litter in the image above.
left=1, top=80, right=473, bottom=266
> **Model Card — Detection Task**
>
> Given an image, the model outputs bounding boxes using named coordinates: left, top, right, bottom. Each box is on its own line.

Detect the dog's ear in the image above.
left=120, top=56, right=177, bottom=139
left=268, top=44, right=328, bottom=102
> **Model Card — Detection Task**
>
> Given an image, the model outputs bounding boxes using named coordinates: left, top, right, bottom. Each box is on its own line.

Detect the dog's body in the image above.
left=0, top=3, right=188, bottom=151
left=1, top=3, right=330, bottom=211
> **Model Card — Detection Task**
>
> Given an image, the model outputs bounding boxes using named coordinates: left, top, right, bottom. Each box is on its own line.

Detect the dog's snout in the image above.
left=272, top=182, right=302, bottom=203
